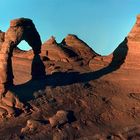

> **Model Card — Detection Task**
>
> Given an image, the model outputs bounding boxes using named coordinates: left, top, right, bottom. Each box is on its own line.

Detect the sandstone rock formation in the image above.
left=41, top=35, right=97, bottom=64
left=41, top=36, right=76, bottom=62
left=0, top=18, right=43, bottom=117
left=0, top=30, right=5, bottom=47
left=49, top=110, right=68, bottom=127
left=11, top=34, right=97, bottom=69
left=21, top=119, right=41, bottom=134
left=0, top=15, right=140, bottom=139
left=5, top=15, right=140, bottom=94
left=89, top=14, right=140, bottom=92
left=62, top=34, right=97, bottom=64
left=128, top=15, right=140, bottom=42
left=0, top=18, right=42, bottom=92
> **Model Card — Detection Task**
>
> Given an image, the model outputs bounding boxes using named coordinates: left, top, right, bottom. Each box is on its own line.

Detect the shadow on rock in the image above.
left=9, top=38, right=128, bottom=103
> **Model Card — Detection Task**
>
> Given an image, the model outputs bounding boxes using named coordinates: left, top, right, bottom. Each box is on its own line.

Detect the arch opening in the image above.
left=17, top=40, right=32, bottom=51
left=0, top=18, right=46, bottom=95
left=13, top=41, right=33, bottom=85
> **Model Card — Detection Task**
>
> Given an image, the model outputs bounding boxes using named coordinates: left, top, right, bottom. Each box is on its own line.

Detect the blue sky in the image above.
left=0, top=0, right=140, bottom=55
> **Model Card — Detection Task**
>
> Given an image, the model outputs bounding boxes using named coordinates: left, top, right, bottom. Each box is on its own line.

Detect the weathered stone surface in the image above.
left=26, top=119, right=39, bottom=130
left=4, top=18, right=41, bottom=54
left=0, top=30, right=5, bottom=48
left=0, top=107, right=7, bottom=118
left=41, top=35, right=97, bottom=65
left=128, top=14, right=140, bottom=42
left=0, top=18, right=42, bottom=117
left=63, top=34, right=97, bottom=64
left=0, top=91, right=24, bottom=117
left=10, top=18, right=33, bottom=27
left=89, top=14, right=140, bottom=92
left=49, top=110, right=68, bottom=127
left=41, top=36, right=79, bottom=63
left=21, top=119, right=40, bottom=134
left=0, top=18, right=42, bottom=89
left=0, top=15, right=140, bottom=139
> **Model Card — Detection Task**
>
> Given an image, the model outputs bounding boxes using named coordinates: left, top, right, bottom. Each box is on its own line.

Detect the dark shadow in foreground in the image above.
left=10, top=38, right=128, bottom=102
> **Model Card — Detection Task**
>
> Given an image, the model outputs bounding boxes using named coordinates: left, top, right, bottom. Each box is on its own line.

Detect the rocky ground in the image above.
left=0, top=16, right=140, bottom=140
left=0, top=62, right=140, bottom=140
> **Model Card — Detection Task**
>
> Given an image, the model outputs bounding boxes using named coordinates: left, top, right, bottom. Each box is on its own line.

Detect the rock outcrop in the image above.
left=0, top=30, right=5, bottom=48
left=62, top=34, right=97, bottom=64
left=0, top=15, right=140, bottom=139
left=41, top=34, right=97, bottom=65
left=128, top=15, right=140, bottom=42
left=0, top=18, right=43, bottom=117
left=49, top=110, right=68, bottom=127
left=0, top=15, right=140, bottom=119
left=0, top=18, right=42, bottom=92
left=89, top=14, right=140, bottom=73
left=89, top=14, right=140, bottom=92
left=41, top=36, right=77, bottom=62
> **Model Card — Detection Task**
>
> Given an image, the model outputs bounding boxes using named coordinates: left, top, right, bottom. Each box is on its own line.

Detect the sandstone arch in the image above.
left=0, top=18, right=42, bottom=96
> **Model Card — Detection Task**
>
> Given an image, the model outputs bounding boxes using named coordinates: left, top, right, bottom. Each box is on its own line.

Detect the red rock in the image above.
left=128, top=14, right=140, bottom=42
left=41, top=36, right=79, bottom=63
left=0, top=31, right=5, bottom=50
left=0, top=18, right=42, bottom=117
left=63, top=34, right=97, bottom=64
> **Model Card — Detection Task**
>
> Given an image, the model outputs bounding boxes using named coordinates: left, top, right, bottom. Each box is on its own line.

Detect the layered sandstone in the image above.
left=128, top=15, right=140, bottom=42
left=0, top=30, right=5, bottom=47
left=63, top=34, right=97, bottom=64
left=0, top=18, right=43, bottom=117
left=41, top=35, right=97, bottom=64
left=0, top=15, right=140, bottom=119
left=0, top=16, right=140, bottom=139
left=89, top=14, right=140, bottom=92
left=41, top=36, right=76, bottom=62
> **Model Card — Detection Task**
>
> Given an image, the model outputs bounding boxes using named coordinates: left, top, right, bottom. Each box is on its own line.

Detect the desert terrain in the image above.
left=0, top=16, right=140, bottom=140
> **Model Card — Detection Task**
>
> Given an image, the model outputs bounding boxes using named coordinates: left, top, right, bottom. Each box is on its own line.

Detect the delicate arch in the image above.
left=0, top=18, right=43, bottom=94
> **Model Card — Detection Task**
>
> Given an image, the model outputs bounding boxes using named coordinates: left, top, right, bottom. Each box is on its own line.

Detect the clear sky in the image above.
left=0, top=0, right=140, bottom=55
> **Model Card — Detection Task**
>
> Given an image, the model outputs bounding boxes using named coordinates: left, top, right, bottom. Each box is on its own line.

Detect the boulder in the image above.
left=49, top=110, right=68, bottom=127
left=21, top=119, right=40, bottom=133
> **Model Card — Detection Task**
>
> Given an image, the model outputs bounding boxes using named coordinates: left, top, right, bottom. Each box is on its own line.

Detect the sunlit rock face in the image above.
left=1, top=16, right=140, bottom=139
left=0, top=15, right=140, bottom=120
left=121, top=15, right=140, bottom=71
left=0, top=18, right=42, bottom=117
left=89, top=15, right=140, bottom=92
left=128, top=15, right=140, bottom=42
left=41, top=36, right=75, bottom=63
left=125, top=15, right=140, bottom=70
left=0, top=31, right=5, bottom=48
left=7, top=15, right=140, bottom=93
left=41, top=34, right=97, bottom=65
left=0, top=18, right=42, bottom=88
left=63, top=34, right=96, bottom=64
